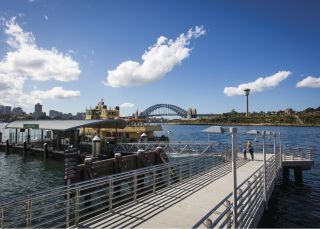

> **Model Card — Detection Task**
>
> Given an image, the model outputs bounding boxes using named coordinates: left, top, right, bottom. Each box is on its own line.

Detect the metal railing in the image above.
left=282, top=147, right=312, bottom=161
left=193, top=152, right=281, bottom=228
left=112, top=141, right=222, bottom=156
left=0, top=152, right=226, bottom=228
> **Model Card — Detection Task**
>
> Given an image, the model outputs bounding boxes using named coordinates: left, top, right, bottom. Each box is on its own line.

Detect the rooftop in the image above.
left=5, top=119, right=127, bottom=131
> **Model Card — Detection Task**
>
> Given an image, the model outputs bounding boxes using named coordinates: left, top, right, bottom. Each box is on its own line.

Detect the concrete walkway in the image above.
left=77, top=153, right=271, bottom=228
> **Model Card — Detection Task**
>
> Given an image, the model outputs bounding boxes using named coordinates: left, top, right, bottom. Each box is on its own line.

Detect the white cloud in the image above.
left=105, top=26, right=205, bottom=87
left=17, top=87, right=80, bottom=106
left=120, top=102, right=135, bottom=108
left=296, top=76, right=320, bottom=88
left=0, top=73, right=24, bottom=105
left=30, top=87, right=80, bottom=99
left=28, top=0, right=35, bottom=3
left=224, top=71, right=291, bottom=96
left=0, top=17, right=80, bottom=81
left=0, top=17, right=81, bottom=107
left=44, top=15, right=48, bottom=21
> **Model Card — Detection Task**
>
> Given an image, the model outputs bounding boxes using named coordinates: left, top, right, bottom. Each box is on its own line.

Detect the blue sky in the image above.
left=0, top=0, right=319, bottom=115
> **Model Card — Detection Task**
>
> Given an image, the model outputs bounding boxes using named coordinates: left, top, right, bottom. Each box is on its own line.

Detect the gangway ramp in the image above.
left=76, top=154, right=272, bottom=228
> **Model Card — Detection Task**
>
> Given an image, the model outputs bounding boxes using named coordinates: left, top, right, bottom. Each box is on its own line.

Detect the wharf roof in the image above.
left=5, top=119, right=127, bottom=131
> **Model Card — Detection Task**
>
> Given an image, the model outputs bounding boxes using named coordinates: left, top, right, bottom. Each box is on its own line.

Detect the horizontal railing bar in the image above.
left=192, top=192, right=232, bottom=228
left=31, top=207, right=72, bottom=222
left=31, top=212, right=69, bottom=228
left=210, top=204, right=233, bottom=228
left=239, top=187, right=264, bottom=228
left=78, top=205, right=111, bottom=221
left=78, top=200, right=108, bottom=213
left=243, top=195, right=264, bottom=228
left=218, top=212, right=232, bottom=228
left=79, top=195, right=109, bottom=206
left=30, top=200, right=71, bottom=214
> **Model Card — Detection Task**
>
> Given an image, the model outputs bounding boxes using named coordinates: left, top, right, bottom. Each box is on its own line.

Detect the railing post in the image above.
left=133, top=173, right=137, bottom=201
left=179, top=162, right=182, bottom=182
left=75, top=187, right=80, bottom=226
left=280, top=145, right=283, bottom=168
left=308, top=148, right=312, bottom=160
left=26, top=199, right=32, bottom=228
left=262, top=132, right=268, bottom=210
left=153, top=169, right=156, bottom=193
left=168, top=165, right=171, bottom=187
left=189, top=160, right=192, bottom=178
left=230, top=127, right=238, bottom=228
left=278, top=132, right=282, bottom=168
left=224, top=200, right=232, bottom=228
left=109, top=178, right=113, bottom=210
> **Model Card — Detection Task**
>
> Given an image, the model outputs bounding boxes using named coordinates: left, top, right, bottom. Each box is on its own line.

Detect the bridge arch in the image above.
left=140, top=104, right=188, bottom=118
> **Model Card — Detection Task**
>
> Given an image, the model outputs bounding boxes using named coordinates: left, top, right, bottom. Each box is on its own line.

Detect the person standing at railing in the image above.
left=247, top=141, right=254, bottom=160
left=242, top=147, right=247, bottom=159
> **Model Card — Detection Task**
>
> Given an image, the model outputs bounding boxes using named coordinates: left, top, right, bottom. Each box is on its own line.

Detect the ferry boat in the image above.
left=84, top=99, right=162, bottom=141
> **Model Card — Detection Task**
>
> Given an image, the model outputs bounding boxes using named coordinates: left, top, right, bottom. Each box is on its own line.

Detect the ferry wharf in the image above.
left=0, top=119, right=127, bottom=159
left=0, top=127, right=314, bottom=228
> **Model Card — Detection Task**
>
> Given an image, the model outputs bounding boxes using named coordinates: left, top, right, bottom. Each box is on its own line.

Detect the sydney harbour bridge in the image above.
left=139, top=104, right=197, bottom=118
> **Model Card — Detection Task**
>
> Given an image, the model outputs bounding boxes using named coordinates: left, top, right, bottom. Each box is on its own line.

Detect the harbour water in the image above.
left=0, top=123, right=319, bottom=227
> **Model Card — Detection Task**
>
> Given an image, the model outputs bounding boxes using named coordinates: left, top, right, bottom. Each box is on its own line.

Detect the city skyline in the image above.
left=0, top=1, right=320, bottom=116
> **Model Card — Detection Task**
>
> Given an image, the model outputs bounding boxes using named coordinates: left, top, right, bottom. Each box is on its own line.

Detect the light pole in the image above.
left=202, top=126, right=238, bottom=228
left=279, top=132, right=282, bottom=168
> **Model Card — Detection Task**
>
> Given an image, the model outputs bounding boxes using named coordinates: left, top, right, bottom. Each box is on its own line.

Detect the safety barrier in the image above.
left=193, top=151, right=281, bottom=228
left=0, top=153, right=225, bottom=228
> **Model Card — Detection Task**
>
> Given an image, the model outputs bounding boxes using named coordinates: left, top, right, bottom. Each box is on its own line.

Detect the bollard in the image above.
left=136, top=149, right=145, bottom=168
left=92, top=135, right=101, bottom=157
left=114, top=153, right=122, bottom=173
left=43, top=143, right=48, bottom=160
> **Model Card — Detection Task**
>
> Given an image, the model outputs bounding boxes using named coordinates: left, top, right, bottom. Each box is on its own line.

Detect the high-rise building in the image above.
left=34, top=103, right=43, bottom=119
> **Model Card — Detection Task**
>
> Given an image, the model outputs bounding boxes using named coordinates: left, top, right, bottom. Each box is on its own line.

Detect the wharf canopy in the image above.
left=5, top=119, right=127, bottom=151
left=5, top=119, right=127, bottom=131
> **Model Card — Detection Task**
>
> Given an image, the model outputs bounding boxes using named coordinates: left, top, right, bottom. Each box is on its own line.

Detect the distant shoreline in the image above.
left=164, top=122, right=320, bottom=127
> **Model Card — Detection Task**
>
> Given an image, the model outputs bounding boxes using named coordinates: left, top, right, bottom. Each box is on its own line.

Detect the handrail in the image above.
left=193, top=151, right=282, bottom=228
left=0, top=151, right=226, bottom=228
left=192, top=193, right=232, bottom=228
left=282, top=147, right=312, bottom=161
left=112, top=142, right=222, bottom=155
